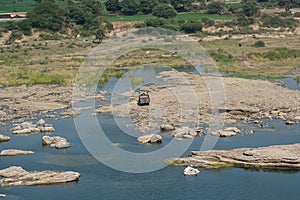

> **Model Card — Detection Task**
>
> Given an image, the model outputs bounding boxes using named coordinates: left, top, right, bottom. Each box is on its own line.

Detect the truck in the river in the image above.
left=138, top=90, right=150, bottom=106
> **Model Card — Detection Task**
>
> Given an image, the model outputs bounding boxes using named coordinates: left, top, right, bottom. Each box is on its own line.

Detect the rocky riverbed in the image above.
left=166, top=143, right=300, bottom=171
left=97, top=70, right=300, bottom=134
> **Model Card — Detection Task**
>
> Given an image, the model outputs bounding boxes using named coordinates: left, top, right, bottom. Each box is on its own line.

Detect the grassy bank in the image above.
left=0, top=31, right=299, bottom=86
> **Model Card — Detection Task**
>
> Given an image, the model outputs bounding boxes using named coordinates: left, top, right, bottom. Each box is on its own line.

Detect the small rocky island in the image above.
left=166, top=143, right=300, bottom=171
left=0, top=166, right=80, bottom=187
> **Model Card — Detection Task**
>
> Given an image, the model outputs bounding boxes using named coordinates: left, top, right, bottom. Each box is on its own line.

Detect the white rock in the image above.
left=39, top=127, right=55, bottom=132
left=223, top=127, right=241, bottom=133
left=0, top=149, right=34, bottom=156
left=137, top=134, right=162, bottom=144
left=0, top=194, right=6, bottom=198
left=219, top=130, right=237, bottom=137
left=42, top=136, right=71, bottom=149
left=160, top=124, right=175, bottom=132
left=37, top=119, right=46, bottom=126
left=13, top=128, right=32, bottom=134
left=0, top=134, right=10, bottom=142
left=183, top=166, right=200, bottom=176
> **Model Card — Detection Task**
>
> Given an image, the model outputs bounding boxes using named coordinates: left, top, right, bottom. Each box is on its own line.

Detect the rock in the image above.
left=294, top=116, right=300, bottom=120
left=223, top=127, right=241, bottom=133
left=37, top=118, right=45, bottom=126
left=39, top=127, right=55, bottom=133
left=183, top=166, right=200, bottom=176
left=0, top=194, right=6, bottom=198
left=167, top=143, right=300, bottom=171
left=60, top=109, right=80, bottom=118
left=160, top=124, right=175, bottom=132
left=0, top=134, right=10, bottom=142
left=0, top=166, right=80, bottom=187
left=13, top=128, right=32, bottom=134
left=211, top=127, right=241, bottom=137
left=285, top=120, right=298, bottom=125
left=219, top=130, right=237, bottom=137
left=137, top=134, right=162, bottom=144
left=171, top=127, right=198, bottom=139
left=0, top=149, right=34, bottom=156
left=42, top=136, right=71, bottom=149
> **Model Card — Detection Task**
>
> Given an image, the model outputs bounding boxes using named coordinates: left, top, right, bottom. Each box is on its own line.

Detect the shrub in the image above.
left=201, top=18, right=215, bottom=27
left=181, top=21, right=203, bottom=34
left=254, top=40, right=265, bottom=47
left=152, top=3, right=177, bottom=19
left=6, top=30, right=23, bottom=44
left=39, top=33, right=61, bottom=40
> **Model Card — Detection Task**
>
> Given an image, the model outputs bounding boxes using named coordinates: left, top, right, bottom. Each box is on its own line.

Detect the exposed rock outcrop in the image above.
left=167, top=143, right=300, bottom=171
left=137, top=134, right=162, bottom=144
left=0, top=149, right=34, bottom=156
left=42, top=136, right=71, bottom=149
left=160, top=124, right=175, bottom=132
left=0, top=166, right=80, bottom=186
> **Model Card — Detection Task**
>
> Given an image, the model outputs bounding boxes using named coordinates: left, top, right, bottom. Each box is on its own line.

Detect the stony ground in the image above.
left=99, top=70, right=300, bottom=134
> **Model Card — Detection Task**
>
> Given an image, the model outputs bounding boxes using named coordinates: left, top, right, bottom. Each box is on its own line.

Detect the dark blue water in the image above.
left=1, top=69, right=300, bottom=200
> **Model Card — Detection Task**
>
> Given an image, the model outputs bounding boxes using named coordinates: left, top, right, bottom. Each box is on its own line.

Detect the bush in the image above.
left=181, top=21, right=203, bottom=34
left=152, top=3, right=177, bottom=19
left=39, top=33, right=61, bottom=40
left=254, top=40, right=265, bottom=48
left=6, top=30, right=23, bottom=44
left=237, top=15, right=255, bottom=26
left=201, top=18, right=215, bottom=27
left=207, top=2, right=227, bottom=15
left=145, top=18, right=167, bottom=27
left=17, top=20, right=32, bottom=36
left=261, top=15, right=299, bottom=29
left=294, top=12, right=300, bottom=17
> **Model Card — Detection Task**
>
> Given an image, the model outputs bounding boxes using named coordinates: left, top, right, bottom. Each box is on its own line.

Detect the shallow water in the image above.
left=1, top=68, right=300, bottom=200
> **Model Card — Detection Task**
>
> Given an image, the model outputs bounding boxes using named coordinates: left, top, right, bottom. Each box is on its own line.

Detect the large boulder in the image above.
left=0, top=149, right=34, bottom=156
left=0, top=166, right=80, bottom=187
left=42, top=136, right=71, bottom=149
left=12, top=119, right=55, bottom=134
left=0, top=134, right=10, bottom=142
left=137, top=134, right=162, bottom=144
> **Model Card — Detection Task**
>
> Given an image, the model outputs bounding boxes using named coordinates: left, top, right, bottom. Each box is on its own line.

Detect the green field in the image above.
left=108, top=12, right=235, bottom=22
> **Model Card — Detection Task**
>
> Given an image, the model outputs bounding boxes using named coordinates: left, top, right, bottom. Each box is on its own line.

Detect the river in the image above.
left=1, top=68, right=300, bottom=200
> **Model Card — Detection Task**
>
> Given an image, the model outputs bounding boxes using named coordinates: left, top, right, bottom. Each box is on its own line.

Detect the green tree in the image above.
left=241, top=0, right=260, bottom=17
left=140, top=0, right=159, bottom=14
left=278, top=0, right=300, bottom=13
left=152, top=3, right=177, bottom=18
left=105, top=0, right=120, bottom=12
left=95, top=27, right=106, bottom=43
left=206, top=1, right=226, bottom=15
left=180, top=21, right=203, bottom=33
left=170, top=0, right=193, bottom=12
left=17, top=19, right=32, bottom=36
left=120, top=0, right=140, bottom=15
left=27, top=0, right=66, bottom=31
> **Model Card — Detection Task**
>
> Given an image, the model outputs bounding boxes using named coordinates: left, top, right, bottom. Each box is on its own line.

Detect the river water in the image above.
left=1, top=68, right=300, bottom=200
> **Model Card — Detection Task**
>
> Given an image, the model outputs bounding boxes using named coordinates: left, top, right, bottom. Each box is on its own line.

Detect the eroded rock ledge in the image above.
left=167, top=143, right=300, bottom=171
left=0, top=166, right=80, bottom=187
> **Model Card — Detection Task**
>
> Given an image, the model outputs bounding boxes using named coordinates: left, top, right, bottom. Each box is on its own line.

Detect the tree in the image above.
left=105, top=0, right=120, bottom=12
left=241, top=0, right=260, bottom=17
left=152, top=3, right=177, bottom=18
left=206, top=1, right=226, bottom=15
left=140, top=0, right=159, bottom=14
left=27, top=0, right=66, bottom=31
left=180, top=21, right=203, bottom=33
left=120, top=0, right=140, bottom=15
left=278, top=0, right=300, bottom=14
left=95, top=27, right=106, bottom=43
left=170, top=0, right=193, bottom=12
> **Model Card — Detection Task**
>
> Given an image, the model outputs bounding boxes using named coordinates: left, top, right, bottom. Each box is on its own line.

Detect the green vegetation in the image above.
left=254, top=40, right=265, bottom=48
